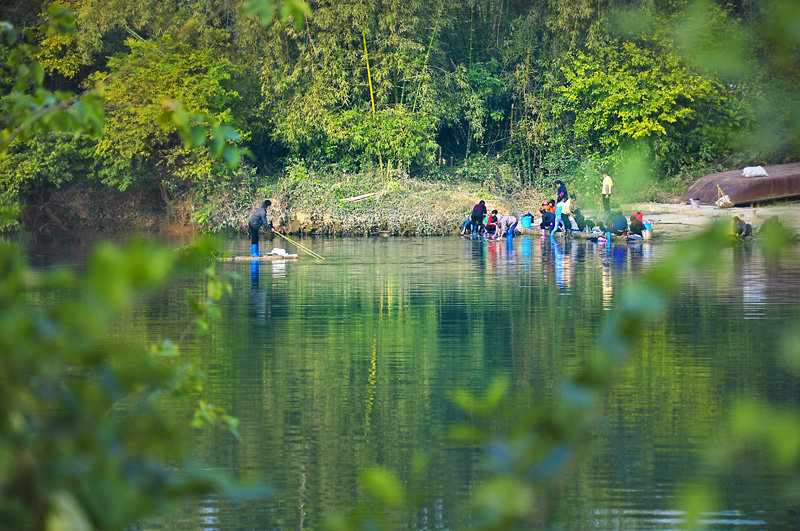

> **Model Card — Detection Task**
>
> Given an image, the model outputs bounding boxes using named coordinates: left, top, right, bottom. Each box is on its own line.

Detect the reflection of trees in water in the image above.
left=181, top=238, right=800, bottom=528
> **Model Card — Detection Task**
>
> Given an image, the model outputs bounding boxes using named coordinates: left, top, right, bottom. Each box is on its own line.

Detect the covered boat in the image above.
left=679, top=162, right=800, bottom=205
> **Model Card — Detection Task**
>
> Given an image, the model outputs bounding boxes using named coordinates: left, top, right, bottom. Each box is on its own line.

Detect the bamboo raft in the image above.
left=222, top=254, right=299, bottom=262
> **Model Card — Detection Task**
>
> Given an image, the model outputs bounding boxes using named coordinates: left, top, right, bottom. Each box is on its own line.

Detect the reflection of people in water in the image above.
left=553, top=239, right=564, bottom=288
left=551, top=240, right=573, bottom=288
left=602, top=260, right=613, bottom=310
left=249, top=261, right=268, bottom=319
left=612, top=245, right=626, bottom=270
left=520, top=236, right=532, bottom=259
left=251, top=260, right=259, bottom=286
left=468, top=238, right=487, bottom=272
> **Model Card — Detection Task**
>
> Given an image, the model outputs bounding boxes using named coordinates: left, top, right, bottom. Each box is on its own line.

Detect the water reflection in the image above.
left=24, top=234, right=800, bottom=529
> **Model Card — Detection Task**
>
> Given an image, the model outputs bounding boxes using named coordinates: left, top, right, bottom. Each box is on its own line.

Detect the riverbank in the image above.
left=19, top=173, right=800, bottom=239
left=617, top=201, right=800, bottom=239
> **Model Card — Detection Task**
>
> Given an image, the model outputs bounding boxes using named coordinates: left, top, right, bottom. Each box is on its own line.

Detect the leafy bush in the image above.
left=0, top=237, right=243, bottom=529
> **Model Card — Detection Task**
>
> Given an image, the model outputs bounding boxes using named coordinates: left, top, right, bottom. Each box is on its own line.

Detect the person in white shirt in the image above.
left=601, top=173, right=614, bottom=213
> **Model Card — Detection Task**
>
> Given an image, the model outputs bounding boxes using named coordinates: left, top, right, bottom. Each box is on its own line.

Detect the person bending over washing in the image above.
left=733, top=216, right=753, bottom=238
left=629, top=215, right=645, bottom=236
left=610, top=212, right=628, bottom=235
left=494, top=214, right=518, bottom=240
left=485, top=210, right=499, bottom=237
left=470, top=200, right=487, bottom=234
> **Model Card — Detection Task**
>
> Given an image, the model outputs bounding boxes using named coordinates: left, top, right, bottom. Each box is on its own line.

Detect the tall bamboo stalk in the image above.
left=362, top=32, right=384, bottom=172
left=412, top=13, right=441, bottom=113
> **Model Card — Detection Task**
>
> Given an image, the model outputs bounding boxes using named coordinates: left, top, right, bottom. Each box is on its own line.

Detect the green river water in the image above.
left=26, top=233, right=800, bottom=529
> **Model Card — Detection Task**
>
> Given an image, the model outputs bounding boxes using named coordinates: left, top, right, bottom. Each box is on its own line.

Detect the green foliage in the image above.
left=0, top=237, right=244, bottom=529
left=557, top=39, right=737, bottom=174
left=89, top=36, right=244, bottom=194
left=191, top=162, right=262, bottom=231
left=260, top=0, right=442, bottom=167
left=664, top=0, right=800, bottom=160
left=33, top=1, right=83, bottom=78
left=0, top=8, right=104, bottom=230
left=0, top=6, right=104, bottom=154
left=241, top=0, right=310, bottom=28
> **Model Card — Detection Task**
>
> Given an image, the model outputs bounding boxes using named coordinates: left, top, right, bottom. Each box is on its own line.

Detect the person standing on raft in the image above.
left=248, top=200, right=273, bottom=257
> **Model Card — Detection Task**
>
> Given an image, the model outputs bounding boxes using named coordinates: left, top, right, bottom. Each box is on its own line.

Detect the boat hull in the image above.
left=680, top=162, right=800, bottom=205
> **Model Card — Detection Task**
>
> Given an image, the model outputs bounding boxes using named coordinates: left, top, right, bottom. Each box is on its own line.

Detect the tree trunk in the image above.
left=154, top=169, right=171, bottom=207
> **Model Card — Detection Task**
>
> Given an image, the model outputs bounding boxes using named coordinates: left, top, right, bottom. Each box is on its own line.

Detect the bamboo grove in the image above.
left=2, top=0, right=799, bottom=230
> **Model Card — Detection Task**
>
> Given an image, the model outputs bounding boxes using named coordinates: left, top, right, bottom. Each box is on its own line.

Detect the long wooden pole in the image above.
left=362, top=32, right=384, bottom=172
left=272, top=230, right=325, bottom=260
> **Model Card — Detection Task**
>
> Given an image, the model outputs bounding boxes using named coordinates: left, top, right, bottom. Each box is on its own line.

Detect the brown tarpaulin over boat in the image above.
left=679, top=162, right=800, bottom=205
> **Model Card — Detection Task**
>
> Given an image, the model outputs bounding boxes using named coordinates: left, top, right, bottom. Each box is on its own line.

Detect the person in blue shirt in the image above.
left=550, top=198, right=567, bottom=240
left=248, top=200, right=273, bottom=257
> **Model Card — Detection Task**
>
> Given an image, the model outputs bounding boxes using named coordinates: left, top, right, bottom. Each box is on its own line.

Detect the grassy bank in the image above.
left=192, top=160, right=695, bottom=236
left=24, top=159, right=699, bottom=236
left=188, top=160, right=547, bottom=236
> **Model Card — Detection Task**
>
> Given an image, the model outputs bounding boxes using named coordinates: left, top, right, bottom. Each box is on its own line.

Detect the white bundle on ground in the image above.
left=742, top=166, right=768, bottom=177
left=269, top=247, right=288, bottom=256
left=715, top=195, right=733, bottom=208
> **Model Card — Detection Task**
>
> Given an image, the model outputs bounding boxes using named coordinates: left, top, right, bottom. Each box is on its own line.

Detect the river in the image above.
left=25, top=233, right=800, bottom=529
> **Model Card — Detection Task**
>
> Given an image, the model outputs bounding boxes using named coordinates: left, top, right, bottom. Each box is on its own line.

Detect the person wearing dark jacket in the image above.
left=555, top=180, right=568, bottom=203
left=470, top=200, right=487, bottom=234
left=733, top=216, right=753, bottom=238
left=598, top=211, right=627, bottom=235
left=629, top=215, right=645, bottom=236
left=538, top=200, right=555, bottom=230
left=248, top=200, right=273, bottom=257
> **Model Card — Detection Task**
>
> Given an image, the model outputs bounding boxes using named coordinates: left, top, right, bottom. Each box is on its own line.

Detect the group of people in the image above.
left=461, top=175, right=650, bottom=241
left=460, top=200, right=520, bottom=240
left=540, top=199, right=647, bottom=238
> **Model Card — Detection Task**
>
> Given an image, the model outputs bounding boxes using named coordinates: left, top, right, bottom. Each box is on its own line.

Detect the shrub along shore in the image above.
left=23, top=161, right=701, bottom=236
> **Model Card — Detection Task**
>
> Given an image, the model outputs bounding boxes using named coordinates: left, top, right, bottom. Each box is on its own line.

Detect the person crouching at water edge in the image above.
left=493, top=214, right=518, bottom=240
left=484, top=210, right=499, bottom=238
left=539, top=200, right=555, bottom=232
left=248, top=200, right=273, bottom=257
left=733, top=216, right=753, bottom=238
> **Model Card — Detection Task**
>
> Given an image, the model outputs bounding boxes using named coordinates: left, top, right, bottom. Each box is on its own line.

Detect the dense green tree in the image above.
left=3, top=0, right=800, bottom=225
left=0, top=5, right=104, bottom=229
left=88, top=36, right=244, bottom=204
left=555, top=39, right=738, bottom=173
left=257, top=0, right=445, bottom=168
